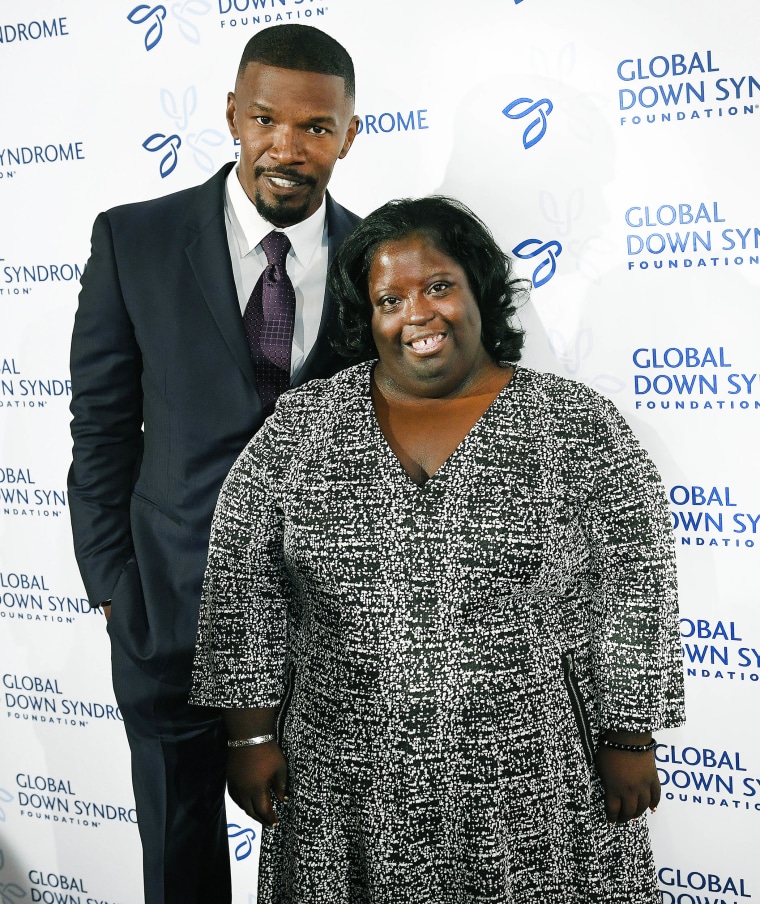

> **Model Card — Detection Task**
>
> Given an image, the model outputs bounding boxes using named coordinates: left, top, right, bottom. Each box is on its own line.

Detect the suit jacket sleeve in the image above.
left=68, top=211, right=144, bottom=605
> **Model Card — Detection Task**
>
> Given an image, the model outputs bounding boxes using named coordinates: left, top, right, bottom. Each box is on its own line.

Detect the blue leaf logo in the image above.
left=0, top=851, right=27, bottom=904
left=187, top=129, right=226, bottom=173
left=142, top=133, right=182, bottom=178
left=227, top=823, right=257, bottom=862
left=512, top=238, right=563, bottom=288
left=145, top=81, right=220, bottom=176
left=590, top=374, right=625, bottom=395
left=548, top=328, right=592, bottom=375
left=172, top=0, right=212, bottom=44
left=0, top=788, right=12, bottom=823
left=127, top=4, right=167, bottom=51
left=502, top=97, right=554, bottom=149
left=161, top=87, right=197, bottom=131
left=0, top=882, right=27, bottom=903
left=539, top=188, right=584, bottom=237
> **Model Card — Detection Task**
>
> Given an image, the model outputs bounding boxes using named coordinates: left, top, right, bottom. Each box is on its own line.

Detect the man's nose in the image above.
left=269, top=126, right=304, bottom=162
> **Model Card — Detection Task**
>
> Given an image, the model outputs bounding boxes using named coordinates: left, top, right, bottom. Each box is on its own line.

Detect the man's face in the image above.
left=227, top=62, right=359, bottom=228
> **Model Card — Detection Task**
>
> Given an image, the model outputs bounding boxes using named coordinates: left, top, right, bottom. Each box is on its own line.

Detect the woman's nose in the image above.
left=407, top=293, right=434, bottom=322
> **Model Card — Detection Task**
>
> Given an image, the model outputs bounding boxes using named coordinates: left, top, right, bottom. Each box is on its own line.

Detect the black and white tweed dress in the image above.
left=190, top=363, right=685, bottom=904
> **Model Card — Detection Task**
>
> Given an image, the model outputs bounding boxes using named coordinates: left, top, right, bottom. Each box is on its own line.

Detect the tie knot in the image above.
left=261, top=230, right=291, bottom=268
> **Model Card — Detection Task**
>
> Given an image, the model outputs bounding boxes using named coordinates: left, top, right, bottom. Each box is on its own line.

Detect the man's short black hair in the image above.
left=328, top=196, right=528, bottom=364
left=237, top=24, right=355, bottom=100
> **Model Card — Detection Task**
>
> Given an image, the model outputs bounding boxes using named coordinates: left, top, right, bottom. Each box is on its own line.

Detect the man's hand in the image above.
left=595, top=746, right=660, bottom=824
left=227, top=743, right=288, bottom=828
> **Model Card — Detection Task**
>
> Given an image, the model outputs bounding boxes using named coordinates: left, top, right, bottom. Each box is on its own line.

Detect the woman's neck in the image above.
left=372, top=355, right=512, bottom=406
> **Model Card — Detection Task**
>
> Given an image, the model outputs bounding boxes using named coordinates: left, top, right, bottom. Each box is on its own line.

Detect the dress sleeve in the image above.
left=579, top=396, right=685, bottom=733
left=189, top=412, right=294, bottom=709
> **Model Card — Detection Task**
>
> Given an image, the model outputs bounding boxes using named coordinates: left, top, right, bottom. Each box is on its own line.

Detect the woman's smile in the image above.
left=406, top=331, right=447, bottom=355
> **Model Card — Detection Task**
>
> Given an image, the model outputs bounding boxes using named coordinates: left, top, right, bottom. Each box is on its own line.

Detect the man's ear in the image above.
left=226, top=92, right=239, bottom=139
left=338, top=115, right=360, bottom=160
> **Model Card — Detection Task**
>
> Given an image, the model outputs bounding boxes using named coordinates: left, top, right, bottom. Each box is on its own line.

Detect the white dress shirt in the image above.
left=224, top=166, right=329, bottom=379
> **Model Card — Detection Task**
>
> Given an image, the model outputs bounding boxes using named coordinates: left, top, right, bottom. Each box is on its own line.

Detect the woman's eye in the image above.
left=378, top=296, right=400, bottom=309
left=430, top=282, right=451, bottom=294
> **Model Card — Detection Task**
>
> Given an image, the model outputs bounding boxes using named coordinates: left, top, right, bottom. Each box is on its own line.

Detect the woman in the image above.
left=191, top=197, right=684, bottom=903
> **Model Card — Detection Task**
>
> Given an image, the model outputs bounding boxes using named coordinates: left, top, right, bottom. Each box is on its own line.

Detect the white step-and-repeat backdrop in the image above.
left=1, top=0, right=758, bottom=901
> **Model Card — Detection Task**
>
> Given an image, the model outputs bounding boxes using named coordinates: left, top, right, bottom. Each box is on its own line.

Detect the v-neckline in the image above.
left=366, top=363, right=520, bottom=491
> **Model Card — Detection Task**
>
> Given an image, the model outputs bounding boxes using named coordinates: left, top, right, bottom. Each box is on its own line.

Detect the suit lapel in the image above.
left=184, top=164, right=257, bottom=390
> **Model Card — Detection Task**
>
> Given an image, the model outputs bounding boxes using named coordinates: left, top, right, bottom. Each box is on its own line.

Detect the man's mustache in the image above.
left=254, top=166, right=317, bottom=187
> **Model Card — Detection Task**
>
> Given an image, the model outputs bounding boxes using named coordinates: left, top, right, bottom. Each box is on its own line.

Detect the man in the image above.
left=68, top=25, right=360, bottom=904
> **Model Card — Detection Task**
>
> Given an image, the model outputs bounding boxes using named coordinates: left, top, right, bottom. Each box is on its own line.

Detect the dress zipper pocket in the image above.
left=276, top=663, right=295, bottom=746
left=561, top=650, right=595, bottom=767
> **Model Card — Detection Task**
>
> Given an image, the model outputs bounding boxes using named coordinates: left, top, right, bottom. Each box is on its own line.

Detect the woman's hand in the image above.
left=595, top=745, right=660, bottom=824
left=226, top=742, right=289, bottom=828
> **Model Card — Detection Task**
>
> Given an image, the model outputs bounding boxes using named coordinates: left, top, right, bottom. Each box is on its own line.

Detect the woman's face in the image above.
left=368, top=232, right=490, bottom=398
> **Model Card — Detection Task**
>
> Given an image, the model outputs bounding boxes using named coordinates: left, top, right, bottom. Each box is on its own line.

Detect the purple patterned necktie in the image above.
left=244, top=230, right=296, bottom=415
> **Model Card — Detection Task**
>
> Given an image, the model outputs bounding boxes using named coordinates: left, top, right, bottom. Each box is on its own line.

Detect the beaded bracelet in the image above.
left=600, top=737, right=657, bottom=753
left=227, top=734, right=276, bottom=748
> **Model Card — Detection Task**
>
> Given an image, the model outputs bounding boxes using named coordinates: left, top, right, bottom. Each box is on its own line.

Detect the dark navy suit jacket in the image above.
left=68, top=162, right=360, bottom=684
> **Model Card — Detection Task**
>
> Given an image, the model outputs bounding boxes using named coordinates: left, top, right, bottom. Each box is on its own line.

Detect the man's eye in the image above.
left=255, top=116, right=273, bottom=126
left=308, top=125, right=328, bottom=135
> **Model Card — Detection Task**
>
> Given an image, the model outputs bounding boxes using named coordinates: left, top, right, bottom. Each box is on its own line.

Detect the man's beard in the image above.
left=253, top=167, right=319, bottom=228
left=254, top=189, right=312, bottom=228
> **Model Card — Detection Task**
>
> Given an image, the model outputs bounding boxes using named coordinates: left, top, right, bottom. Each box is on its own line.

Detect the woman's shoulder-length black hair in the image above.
left=327, top=195, right=529, bottom=363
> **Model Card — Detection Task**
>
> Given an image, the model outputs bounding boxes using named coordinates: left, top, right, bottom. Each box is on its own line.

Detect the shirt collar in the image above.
left=225, top=165, right=327, bottom=267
